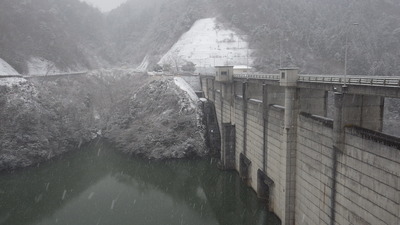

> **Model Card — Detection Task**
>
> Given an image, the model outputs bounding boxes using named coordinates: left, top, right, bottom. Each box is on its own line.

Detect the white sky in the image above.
left=80, top=0, right=128, bottom=12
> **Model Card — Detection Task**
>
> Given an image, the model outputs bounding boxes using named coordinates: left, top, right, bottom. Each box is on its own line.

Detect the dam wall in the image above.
left=200, top=68, right=400, bottom=225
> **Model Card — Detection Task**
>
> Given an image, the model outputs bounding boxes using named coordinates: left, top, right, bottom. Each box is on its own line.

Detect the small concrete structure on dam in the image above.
left=200, top=67, right=400, bottom=225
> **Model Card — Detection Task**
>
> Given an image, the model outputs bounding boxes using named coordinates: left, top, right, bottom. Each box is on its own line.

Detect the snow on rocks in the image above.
left=0, top=76, right=38, bottom=106
left=0, top=70, right=208, bottom=171
left=0, top=77, right=27, bottom=88
left=104, top=76, right=207, bottom=159
left=173, top=76, right=205, bottom=131
left=173, top=77, right=199, bottom=102
left=173, top=76, right=199, bottom=112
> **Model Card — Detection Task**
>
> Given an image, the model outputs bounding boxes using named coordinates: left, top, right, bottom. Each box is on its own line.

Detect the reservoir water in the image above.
left=0, top=140, right=280, bottom=225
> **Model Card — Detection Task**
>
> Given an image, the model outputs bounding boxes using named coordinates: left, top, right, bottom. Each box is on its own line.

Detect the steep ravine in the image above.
left=0, top=70, right=206, bottom=171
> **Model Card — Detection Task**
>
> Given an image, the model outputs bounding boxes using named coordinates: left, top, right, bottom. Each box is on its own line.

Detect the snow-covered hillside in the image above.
left=159, top=18, right=253, bottom=72
left=0, top=58, right=19, bottom=75
left=27, top=57, right=65, bottom=75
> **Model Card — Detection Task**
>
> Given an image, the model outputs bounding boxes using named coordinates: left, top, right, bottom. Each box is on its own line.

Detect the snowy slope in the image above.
left=136, top=54, right=149, bottom=71
left=159, top=18, right=253, bottom=72
left=174, top=77, right=198, bottom=102
left=0, top=58, right=19, bottom=76
left=27, top=57, right=65, bottom=75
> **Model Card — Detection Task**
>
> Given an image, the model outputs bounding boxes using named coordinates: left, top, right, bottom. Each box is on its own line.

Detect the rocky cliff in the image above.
left=0, top=70, right=206, bottom=171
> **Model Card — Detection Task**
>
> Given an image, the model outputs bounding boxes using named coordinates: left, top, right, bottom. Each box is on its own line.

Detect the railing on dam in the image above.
left=234, top=73, right=280, bottom=80
left=202, top=71, right=400, bottom=88
left=230, top=73, right=400, bottom=87
left=298, top=74, right=400, bottom=87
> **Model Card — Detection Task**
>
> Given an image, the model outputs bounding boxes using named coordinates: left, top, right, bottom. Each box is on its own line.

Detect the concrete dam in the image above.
left=199, top=67, right=399, bottom=225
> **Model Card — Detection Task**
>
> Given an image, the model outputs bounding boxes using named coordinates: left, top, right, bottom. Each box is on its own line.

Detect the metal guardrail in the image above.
left=24, top=71, right=88, bottom=78
left=219, top=73, right=400, bottom=87
left=0, top=75, right=23, bottom=78
left=298, top=75, right=400, bottom=87
left=21, top=72, right=89, bottom=79
left=234, top=73, right=280, bottom=80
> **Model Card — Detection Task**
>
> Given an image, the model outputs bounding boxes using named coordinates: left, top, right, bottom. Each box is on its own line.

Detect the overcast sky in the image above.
left=80, top=0, right=127, bottom=12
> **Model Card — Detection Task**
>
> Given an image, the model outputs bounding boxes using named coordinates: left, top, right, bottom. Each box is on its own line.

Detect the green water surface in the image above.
left=0, top=141, right=280, bottom=225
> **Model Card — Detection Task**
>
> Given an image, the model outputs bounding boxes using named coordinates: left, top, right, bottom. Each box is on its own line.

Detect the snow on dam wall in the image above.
left=200, top=72, right=400, bottom=225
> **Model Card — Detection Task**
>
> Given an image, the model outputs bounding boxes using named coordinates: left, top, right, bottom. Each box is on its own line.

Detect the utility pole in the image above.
left=343, top=22, right=359, bottom=87
left=246, top=45, right=249, bottom=72
left=279, top=1, right=283, bottom=68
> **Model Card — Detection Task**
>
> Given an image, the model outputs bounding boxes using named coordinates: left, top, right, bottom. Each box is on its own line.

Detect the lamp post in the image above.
left=238, top=35, right=249, bottom=70
left=246, top=46, right=249, bottom=72
left=343, top=22, right=359, bottom=87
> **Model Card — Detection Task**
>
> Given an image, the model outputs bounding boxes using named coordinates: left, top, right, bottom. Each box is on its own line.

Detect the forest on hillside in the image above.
left=214, top=0, right=400, bottom=74
left=0, top=0, right=114, bottom=73
left=0, top=0, right=399, bottom=75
